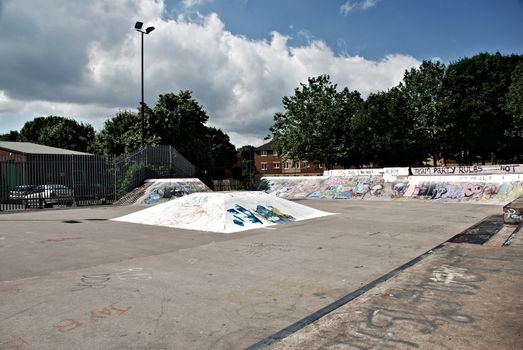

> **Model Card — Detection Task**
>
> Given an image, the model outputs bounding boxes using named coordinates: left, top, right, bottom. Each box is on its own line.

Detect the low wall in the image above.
left=262, top=171, right=523, bottom=205
left=262, top=175, right=409, bottom=200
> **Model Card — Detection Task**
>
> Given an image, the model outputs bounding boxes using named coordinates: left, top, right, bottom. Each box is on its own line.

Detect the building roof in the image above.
left=254, top=141, right=273, bottom=151
left=0, top=141, right=92, bottom=155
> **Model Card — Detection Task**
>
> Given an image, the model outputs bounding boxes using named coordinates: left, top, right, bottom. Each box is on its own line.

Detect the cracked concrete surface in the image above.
left=0, top=200, right=502, bottom=349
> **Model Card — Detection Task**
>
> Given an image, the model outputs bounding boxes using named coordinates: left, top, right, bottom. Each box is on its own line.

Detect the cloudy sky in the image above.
left=0, top=0, right=522, bottom=147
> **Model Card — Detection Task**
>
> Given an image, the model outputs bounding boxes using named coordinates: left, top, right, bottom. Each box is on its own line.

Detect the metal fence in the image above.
left=0, top=145, right=195, bottom=211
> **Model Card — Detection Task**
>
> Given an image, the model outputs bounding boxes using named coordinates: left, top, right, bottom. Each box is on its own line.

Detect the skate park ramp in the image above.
left=116, top=178, right=212, bottom=206
left=112, top=191, right=333, bottom=233
left=262, top=165, right=523, bottom=204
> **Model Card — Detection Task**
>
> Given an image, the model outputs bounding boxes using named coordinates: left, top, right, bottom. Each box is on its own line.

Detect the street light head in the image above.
left=145, top=26, right=155, bottom=34
left=134, top=22, right=143, bottom=30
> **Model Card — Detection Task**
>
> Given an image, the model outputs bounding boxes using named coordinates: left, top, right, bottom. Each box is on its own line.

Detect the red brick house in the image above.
left=253, top=141, right=323, bottom=176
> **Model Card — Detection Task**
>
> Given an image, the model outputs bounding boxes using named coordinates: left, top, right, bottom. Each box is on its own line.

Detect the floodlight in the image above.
left=145, top=26, right=155, bottom=34
left=135, top=22, right=143, bottom=30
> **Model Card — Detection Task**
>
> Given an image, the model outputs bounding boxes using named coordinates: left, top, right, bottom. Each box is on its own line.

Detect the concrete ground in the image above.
left=0, top=200, right=506, bottom=349
left=267, top=227, right=523, bottom=350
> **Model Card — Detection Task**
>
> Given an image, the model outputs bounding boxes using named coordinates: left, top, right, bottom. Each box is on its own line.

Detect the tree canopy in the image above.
left=269, top=75, right=362, bottom=169
left=93, top=90, right=237, bottom=178
left=12, top=116, right=95, bottom=153
left=269, top=52, right=523, bottom=167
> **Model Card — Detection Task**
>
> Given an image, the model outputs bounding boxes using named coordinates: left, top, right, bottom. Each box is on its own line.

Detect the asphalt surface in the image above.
left=267, top=226, right=523, bottom=350
left=0, top=199, right=506, bottom=349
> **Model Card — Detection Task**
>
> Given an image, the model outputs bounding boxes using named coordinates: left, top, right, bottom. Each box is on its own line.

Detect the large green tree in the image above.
left=351, top=87, right=423, bottom=166
left=401, top=60, right=450, bottom=166
left=205, top=126, right=237, bottom=179
left=444, top=52, right=523, bottom=163
left=269, top=75, right=362, bottom=169
left=149, top=91, right=211, bottom=169
left=94, top=91, right=237, bottom=178
left=504, top=62, right=523, bottom=161
left=19, top=116, right=95, bottom=152
left=91, top=108, right=158, bottom=155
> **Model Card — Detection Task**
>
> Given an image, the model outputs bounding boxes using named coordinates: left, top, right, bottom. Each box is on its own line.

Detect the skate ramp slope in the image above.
left=133, top=178, right=212, bottom=205
left=112, top=191, right=333, bottom=233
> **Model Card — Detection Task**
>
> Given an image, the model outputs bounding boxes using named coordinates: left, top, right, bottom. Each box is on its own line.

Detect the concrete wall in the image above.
left=263, top=165, right=523, bottom=205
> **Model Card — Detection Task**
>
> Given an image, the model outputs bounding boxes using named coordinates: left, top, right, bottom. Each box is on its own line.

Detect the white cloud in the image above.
left=361, top=0, right=379, bottom=10
left=340, top=0, right=379, bottom=16
left=0, top=0, right=419, bottom=147
left=340, top=2, right=356, bottom=15
left=182, top=0, right=213, bottom=9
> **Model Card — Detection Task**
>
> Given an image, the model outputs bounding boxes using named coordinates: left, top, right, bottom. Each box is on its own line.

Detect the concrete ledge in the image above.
left=503, top=195, right=523, bottom=224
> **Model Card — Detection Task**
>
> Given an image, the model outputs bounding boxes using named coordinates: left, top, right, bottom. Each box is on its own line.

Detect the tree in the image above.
left=335, top=87, right=364, bottom=166
left=94, top=90, right=238, bottom=179
left=205, top=126, right=237, bottom=179
left=269, top=75, right=362, bottom=169
left=149, top=91, right=211, bottom=169
left=19, top=116, right=95, bottom=152
left=401, top=60, right=449, bottom=166
left=504, top=62, right=523, bottom=161
left=91, top=108, right=158, bottom=155
left=351, top=87, right=423, bottom=166
left=237, top=145, right=255, bottom=180
left=444, top=52, right=523, bottom=163
left=0, top=131, right=21, bottom=141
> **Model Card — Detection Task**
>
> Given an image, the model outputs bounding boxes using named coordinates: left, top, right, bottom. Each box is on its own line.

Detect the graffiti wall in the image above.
left=132, top=178, right=212, bottom=205
left=263, top=172, right=523, bottom=204
left=263, top=176, right=409, bottom=201
left=324, top=167, right=410, bottom=177
left=412, top=164, right=523, bottom=176
left=404, top=174, right=523, bottom=204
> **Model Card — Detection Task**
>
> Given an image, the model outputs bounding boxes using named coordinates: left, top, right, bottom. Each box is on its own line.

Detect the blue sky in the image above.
left=169, top=0, right=523, bottom=62
left=0, top=0, right=521, bottom=146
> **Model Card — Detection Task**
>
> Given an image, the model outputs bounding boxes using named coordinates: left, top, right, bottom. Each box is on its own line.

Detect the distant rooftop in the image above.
left=255, top=141, right=273, bottom=151
left=0, top=141, right=92, bottom=155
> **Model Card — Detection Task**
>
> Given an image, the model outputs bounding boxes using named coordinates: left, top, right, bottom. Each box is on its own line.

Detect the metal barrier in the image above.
left=0, top=145, right=196, bottom=211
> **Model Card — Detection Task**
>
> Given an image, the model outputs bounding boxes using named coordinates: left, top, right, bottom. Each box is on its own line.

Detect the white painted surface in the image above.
left=112, top=191, right=333, bottom=233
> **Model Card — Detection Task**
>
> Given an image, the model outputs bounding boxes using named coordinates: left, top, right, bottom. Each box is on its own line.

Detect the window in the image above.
left=261, top=162, right=268, bottom=170
left=317, top=163, right=323, bottom=168
left=303, top=161, right=310, bottom=168
left=293, top=162, right=300, bottom=169
left=284, top=162, right=290, bottom=169
left=273, top=162, right=280, bottom=169
left=273, top=149, right=278, bottom=156
left=261, top=150, right=268, bottom=157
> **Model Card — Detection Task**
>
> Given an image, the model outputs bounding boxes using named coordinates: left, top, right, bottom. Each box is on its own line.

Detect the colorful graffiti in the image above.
left=227, top=205, right=264, bottom=226
left=227, top=204, right=295, bottom=226
left=264, top=176, right=409, bottom=201
left=136, top=179, right=211, bottom=205
left=405, top=181, right=523, bottom=203
left=255, top=205, right=295, bottom=223
left=263, top=174, right=523, bottom=204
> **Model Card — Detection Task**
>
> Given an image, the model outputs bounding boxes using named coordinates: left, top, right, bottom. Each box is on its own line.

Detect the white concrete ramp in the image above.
left=112, top=191, right=333, bottom=233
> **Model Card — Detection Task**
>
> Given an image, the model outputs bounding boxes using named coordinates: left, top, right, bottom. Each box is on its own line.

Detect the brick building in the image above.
left=253, top=141, right=323, bottom=176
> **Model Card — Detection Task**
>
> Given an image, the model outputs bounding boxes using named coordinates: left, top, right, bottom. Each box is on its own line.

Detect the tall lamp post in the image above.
left=134, top=21, right=155, bottom=148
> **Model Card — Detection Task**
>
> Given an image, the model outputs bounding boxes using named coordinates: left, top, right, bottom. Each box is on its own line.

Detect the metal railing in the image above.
left=0, top=145, right=195, bottom=211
